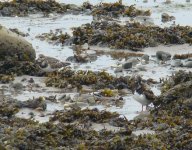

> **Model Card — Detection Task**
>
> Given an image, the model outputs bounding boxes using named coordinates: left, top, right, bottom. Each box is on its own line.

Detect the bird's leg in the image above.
left=142, top=105, right=144, bottom=111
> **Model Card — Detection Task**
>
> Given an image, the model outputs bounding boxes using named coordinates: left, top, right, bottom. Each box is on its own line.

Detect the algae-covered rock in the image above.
left=156, top=80, right=192, bottom=105
left=0, top=25, right=36, bottom=62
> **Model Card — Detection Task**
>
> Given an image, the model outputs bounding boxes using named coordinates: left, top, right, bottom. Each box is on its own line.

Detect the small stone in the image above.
left=161, top=13, right=175, bottom=22
left=171, top=59, right=183, bottom=67
left=87, top=97, right=96, bottom=105
left=183, top=61, right=192, bottom=68
left=28, top=78, right=35, bottom=83
left=114, top=67, right=123, bottom=73
left=156, top=51, right=171, bottom=61
left=10, top=82, right=24, bottom=91
left=21, top=78, right=27, bottom=82
left=141, top=54, right=149, bottom=62
left=122, top=62, right=132, bottom=69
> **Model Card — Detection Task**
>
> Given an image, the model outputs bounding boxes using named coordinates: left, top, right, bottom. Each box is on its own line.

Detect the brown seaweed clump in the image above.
left=0, top=74, right=14, bottom=83
left=72, top=21, right=192, bottom=50
left=0, top=98, right=19, bottom=117
left=36, top=30, right=71, bottom=46
left=50, top=108, right=125, bottom=125
left=0, top=60, right=42, bottom=76
left=0, top=0, right=74, bottom=17
left=0, top=90, right=191, bottom=149
left=173, top=53, right=192, bottom=59
left=92, top=1, right=151, bottom=18
left=45, top=67, right=135, bottom=91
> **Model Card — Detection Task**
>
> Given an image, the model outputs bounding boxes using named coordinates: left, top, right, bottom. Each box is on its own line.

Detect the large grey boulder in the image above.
left=0, top=25, right=36, bottom=62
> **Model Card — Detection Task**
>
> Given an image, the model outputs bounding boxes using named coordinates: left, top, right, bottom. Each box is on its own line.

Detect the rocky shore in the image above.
left=0, top=0, right=192, bottom=149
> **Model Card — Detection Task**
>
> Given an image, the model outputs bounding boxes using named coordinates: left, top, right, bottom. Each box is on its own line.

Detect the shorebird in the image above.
left=133, top=92, right=151, bottom=111
left=132, top=76, right=156, bottom=111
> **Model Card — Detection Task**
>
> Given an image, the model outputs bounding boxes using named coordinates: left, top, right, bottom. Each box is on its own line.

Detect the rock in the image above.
left=132, top=130, right=155, bottom=136
left=156, top=51, right=171, bottom=61
left=114, top=67, right=123, bottom=73
left=183, top=61, right=192, bottom=68
left=0, top=7, right=12, bottom=16
left=122, top=62, right=132, bottom=69
left=74, top=94, right=95, bottom=104
left=107, top=84, right=115, bottom=89
left=87, top=97, right=96, bottom=105
left=155, top=123, right=169, bottom=131
left=64, top=102, right=88, bottom=110
left=28, top=78, right=35, bottom=83
left=10, top=82, right=24, bottom=91
left=117, top=82, right=128, bottom=89
left=58, top=94, right=71, bottom=102
left=141, top=54, right=149, bottom=63
left=171, top=59, right=183, bottom=67
left=161, top=13, right=175, bottom=22
left=81, top=85, right=94, bottom=93
left=9, top=28, right=29, bottom=37
left=118, top=89, right=132, bottom=95
left=188, top=31, right=192, bottom=38
left=16, top=96, right=47, bottom=110
left=157, top=81, right=192, bottom=105
left=128, top=58, right=140, bottom=66
left=0, top=25, right=36, bottom=61
left=0, top=61, right=41, bottom=76
left=136, top=64, right=147, bottom=71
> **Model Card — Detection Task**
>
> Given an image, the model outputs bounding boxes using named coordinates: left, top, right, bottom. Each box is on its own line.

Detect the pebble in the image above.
left=28, top=78, right=35, bottom=83
left=141, top=54, right=149, bottom=62
left=114, top=67, right=123, bottom=73
left=122, top=62, right=132, bottom=69
left=171, top=59, right=183, bottom=67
